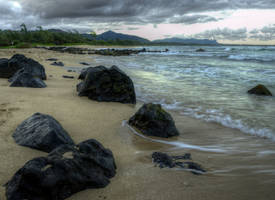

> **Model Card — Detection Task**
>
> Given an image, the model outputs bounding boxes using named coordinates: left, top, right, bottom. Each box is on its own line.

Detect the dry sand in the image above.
left=0, top=48, right=275, bottom=200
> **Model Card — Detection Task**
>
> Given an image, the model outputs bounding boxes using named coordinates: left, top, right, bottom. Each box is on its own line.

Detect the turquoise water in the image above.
left=93, top=45, right=275, bottom=141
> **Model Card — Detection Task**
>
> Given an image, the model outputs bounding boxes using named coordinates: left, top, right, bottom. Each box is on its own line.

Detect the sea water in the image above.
left=93, top=45, right=275, bottom=142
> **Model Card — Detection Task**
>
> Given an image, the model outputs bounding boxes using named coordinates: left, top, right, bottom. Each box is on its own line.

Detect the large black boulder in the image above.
left=129, top=103, right=179, bottom=138
left=77, top=65, right=136, bottom=104
left=10, top=71, right=47, bottom=88
left=248, top=84, right=273, bottom=96
left=8, top=54, right=47, bottom=80
left=5, top=139, right=116, bottom=200
left=12, top=113, right=75, bottom=152
left=0, top=58, right=13, bottom=78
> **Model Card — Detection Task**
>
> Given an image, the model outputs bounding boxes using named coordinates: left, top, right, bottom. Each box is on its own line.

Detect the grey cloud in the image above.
left=18, top=0, right=275, bottom=24
left=194, top=28, right=248, bottom=41
left=169, top=15, right=219, bottom=24
left=249, top=25, right=275, bottom=41
left=127, top=27, right=140, bottom=31
left=1, top=0, right=275, bottom=40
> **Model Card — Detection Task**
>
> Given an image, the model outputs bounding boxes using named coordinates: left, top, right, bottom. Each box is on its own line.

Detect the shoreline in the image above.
left=0, top=48, right=275, bottom=199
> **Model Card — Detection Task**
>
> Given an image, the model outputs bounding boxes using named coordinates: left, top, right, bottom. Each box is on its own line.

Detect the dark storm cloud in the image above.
left=2, top=0, right=275, bottom=41
left=194, top=28, right=248, bottom=41
left=19, top=0, right=275, bottom=23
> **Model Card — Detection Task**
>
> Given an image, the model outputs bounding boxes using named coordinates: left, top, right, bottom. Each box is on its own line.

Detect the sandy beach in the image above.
left=0, top=47, right=275, bottom=200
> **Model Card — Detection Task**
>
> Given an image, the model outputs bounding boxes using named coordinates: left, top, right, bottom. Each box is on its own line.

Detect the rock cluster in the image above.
left=0, top=54, right=47, bottom=88
left=6, top=113, right=116, bottom=200
left=39, top=46, right=168, bottom=56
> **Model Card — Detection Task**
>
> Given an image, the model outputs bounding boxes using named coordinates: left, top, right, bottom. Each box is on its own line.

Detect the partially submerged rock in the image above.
left=129, top=103, right=179, bottom=138
left=77, top=65, right=136, bottom=104
left=152, top=152, right=205, bottom=175
left=196, top=48, right=205, bottom=52
left=12, top=113, right=75, bottom=152
left=5, top=139, right=116, bottom=200
left=9, top=71, right=47, bottom=88
left=248, top=84, right=272, bottom=96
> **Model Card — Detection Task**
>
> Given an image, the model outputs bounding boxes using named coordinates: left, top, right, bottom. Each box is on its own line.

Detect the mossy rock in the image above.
left=129, top=103, right=179, bottom=138
left=248, top=84, right=272, bottom=96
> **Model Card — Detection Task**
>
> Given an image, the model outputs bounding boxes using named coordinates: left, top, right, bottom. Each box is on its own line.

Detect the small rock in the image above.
left=152, top=152, right=205, bottom=175
left=12, top=113, right=75, bottom=152
left=63, top=75, right=74, bottom=79
left=51, top=61, right=64, bottom=67
left=248, top=84, right=272, bottom=96
left=128, top=103, right=179, bottom=138
left=80, top=62, right=89, bottom=66
left=46, top=58, right=58, bottom=61
left=5, top=139, right=116, bottom=200
left=196, top=48, right=205, bottom=52
left=152, top=152, right=175, bottom=168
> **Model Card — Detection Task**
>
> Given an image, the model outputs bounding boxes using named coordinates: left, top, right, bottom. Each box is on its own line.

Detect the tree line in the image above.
left=0, top=24, right=144, bottom=48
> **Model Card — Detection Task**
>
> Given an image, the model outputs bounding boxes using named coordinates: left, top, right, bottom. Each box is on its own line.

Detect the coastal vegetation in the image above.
left=0, top=24, right=220, bottom=48
left=0, top=24, right=146, bottom=48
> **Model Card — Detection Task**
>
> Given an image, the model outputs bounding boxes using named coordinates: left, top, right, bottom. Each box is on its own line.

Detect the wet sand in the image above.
left=0, top=48, right=275, bottom=200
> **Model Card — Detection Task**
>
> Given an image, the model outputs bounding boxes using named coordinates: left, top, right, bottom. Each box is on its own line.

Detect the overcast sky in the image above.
left=1, top=0, right=275, bottom=44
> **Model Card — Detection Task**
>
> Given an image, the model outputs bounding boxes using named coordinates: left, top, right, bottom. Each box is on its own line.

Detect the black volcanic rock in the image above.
left=248, top=84, right=273, bottom=96
left=5, top=139, right=116, bottom=200
left=8, top=54, right=47, bottom=80
left=12, top=113, right=74, bottom=152
left=46, top=58, right=58, bottom=61
left=152, top=152, right=175, bottom=168
left=62, top=75, right=74, bottom=79
left=196, top=48, right=206, bottom=52
left=152, top=152, right=205, bottom=175
left=51, top=61, right=64, bottom=67
left=77, top=65, right=136, bottom=104
left=0, top=58, right=13, bottom=78
left=80, top=62, right=89, bottom=66
left=129, top=103, right=179, bottom=138
left=10, top=71, right=47, bottom=88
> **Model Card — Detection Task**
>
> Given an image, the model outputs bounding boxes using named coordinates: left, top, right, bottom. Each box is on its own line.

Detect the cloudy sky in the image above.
left=1, top=0, right=275, bottom=44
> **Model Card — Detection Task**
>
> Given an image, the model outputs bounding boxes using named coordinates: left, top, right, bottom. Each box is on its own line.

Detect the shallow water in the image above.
left=92, top=45, right=275, bottom=141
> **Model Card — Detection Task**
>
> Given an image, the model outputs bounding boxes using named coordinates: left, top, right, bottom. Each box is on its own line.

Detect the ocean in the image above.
left=93, top=45, right=275, bottom=141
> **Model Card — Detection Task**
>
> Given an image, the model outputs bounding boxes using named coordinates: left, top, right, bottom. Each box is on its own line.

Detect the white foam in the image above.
left=123, top=121, right=227, bottom=153
left=182, top=108, right=275, bottom=141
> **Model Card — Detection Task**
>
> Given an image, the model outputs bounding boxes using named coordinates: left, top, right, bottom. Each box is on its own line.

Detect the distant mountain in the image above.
left=153, top=37, right=219, bottom=45
left=82, top=31, right=150, bottom=43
